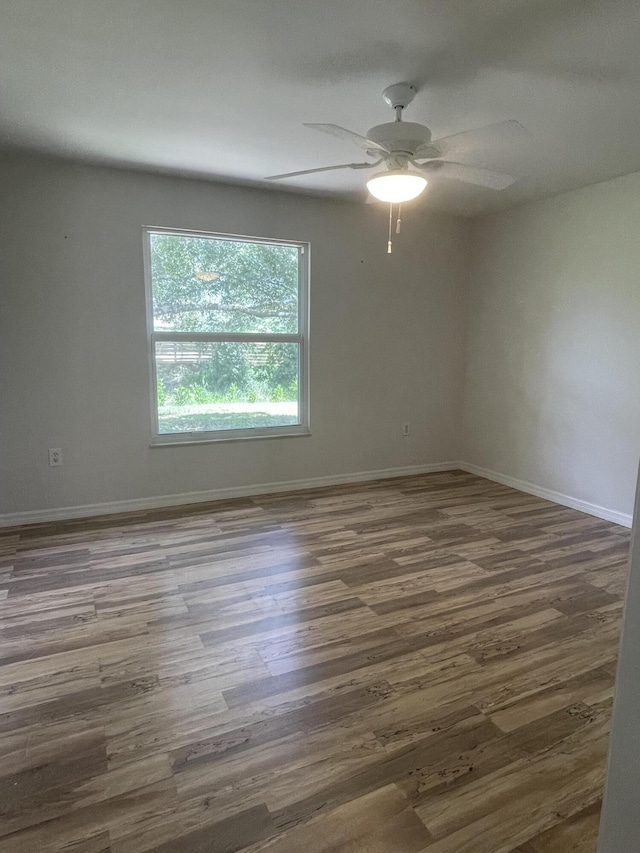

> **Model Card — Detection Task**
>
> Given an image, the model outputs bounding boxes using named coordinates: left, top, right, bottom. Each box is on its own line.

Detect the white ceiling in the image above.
left=1, top=0, right=640, bottom=216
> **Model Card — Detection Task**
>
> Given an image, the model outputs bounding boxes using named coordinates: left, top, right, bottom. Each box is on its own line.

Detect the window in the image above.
left=144, top=227, right=309, bottom=444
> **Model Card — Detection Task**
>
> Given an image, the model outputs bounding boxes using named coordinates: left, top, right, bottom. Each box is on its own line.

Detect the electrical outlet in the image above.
left=402, top=422, right=410, bottom=436
left=49, top=448, right=63, bottom=467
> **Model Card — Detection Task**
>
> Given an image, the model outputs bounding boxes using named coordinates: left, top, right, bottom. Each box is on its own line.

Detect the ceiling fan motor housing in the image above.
left=366, top=121, right=432, bottom=156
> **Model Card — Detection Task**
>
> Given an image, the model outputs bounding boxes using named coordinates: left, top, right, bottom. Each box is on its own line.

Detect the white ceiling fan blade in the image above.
left=304, top=123, right=390, bottom=153
left=417, top=160, right=517, bottom=190
left=416, top=120, right=529, bottom=162
left=411, top=144, right=442, bottom=160
left=265, top=161, right=378, bottom=180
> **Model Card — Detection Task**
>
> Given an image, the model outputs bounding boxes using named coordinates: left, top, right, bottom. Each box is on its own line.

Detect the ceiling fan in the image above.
left=266, top=82, right=527, bottom=204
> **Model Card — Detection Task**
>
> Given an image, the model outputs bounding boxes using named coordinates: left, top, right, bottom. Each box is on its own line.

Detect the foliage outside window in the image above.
left=144, top=228, right=309, bottom=443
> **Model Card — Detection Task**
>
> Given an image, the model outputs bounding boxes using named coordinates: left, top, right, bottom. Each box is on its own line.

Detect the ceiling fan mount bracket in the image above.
left=382, top=83, right=417, bottom=111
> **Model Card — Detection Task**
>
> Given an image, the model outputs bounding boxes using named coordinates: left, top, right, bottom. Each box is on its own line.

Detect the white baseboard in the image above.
left=0, top=461, right=460, bottom=528
left=460, top=462, right=633, bottom=528
left=3, top=460, right=631, bottom=530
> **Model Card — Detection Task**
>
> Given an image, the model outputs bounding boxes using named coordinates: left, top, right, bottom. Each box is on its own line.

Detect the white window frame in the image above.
left=143, top=226, right=310, bottom=445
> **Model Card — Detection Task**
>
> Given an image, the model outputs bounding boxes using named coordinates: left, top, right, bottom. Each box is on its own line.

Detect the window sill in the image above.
left=150, top=426, right=311, bottom=446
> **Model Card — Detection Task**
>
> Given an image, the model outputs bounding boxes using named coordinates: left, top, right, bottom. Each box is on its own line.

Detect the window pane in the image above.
left=155, top=341, right=300, bottom=434
left=149, top=233, right=299, bottom=334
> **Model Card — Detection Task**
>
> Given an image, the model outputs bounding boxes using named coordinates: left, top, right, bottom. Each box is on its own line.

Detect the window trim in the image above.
left=143, top=226, right=310, bottom=445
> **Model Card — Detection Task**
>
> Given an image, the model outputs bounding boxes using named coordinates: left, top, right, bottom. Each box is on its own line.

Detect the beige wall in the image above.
left=463, top=172, right=640, bottom=521
left=4, top=152, right=640, bottom=523
left=0, top=153, right=468, bottom=518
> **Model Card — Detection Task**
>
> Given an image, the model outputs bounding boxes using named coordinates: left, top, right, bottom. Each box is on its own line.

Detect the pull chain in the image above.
left=387, top=202, right=393, bottom=253
left=396, top=203, right=402, bottom=234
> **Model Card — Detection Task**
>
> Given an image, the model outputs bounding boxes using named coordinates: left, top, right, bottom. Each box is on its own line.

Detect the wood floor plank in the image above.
left=137, top=803, right=275, bottom=853
left=0, top=471, right=629, bottom=852
left=246, top=784, right=431, bottom=853
left=515, top=799, right=602, bottom=852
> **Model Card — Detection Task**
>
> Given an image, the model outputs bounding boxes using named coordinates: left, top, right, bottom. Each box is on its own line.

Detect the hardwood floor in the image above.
left=0, top=470, right=630, bottom=853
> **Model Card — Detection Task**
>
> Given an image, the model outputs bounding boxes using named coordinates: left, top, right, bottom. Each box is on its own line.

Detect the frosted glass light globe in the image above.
left=367, top=170, right=427, bottom=203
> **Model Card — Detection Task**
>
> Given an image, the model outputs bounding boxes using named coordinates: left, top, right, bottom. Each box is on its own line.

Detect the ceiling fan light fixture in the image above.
left=366, top=169, right=427, bottom=203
